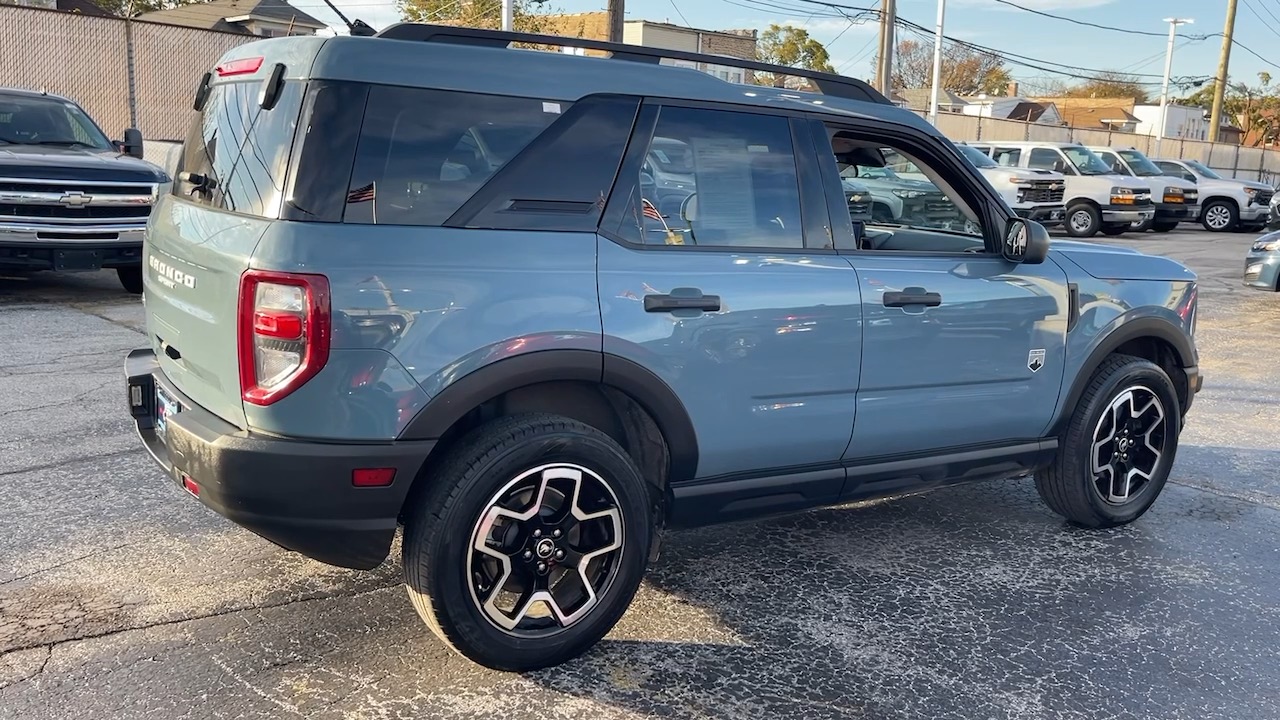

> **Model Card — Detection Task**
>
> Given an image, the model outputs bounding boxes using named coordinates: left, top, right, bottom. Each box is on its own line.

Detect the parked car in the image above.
left=123, top=27, right=1202, bottom=672
left=1268, top=189, right=1279, bottom=230
left=0, top=87, right=168, bottom=292
left=955, top=143, right=1065, bottom=227
left=1150, top=157, right=1273, bottom=233
left=1244, top=230, right=1280, bottom=291
left=968, top=141, right=1153, bottom=238
left=1087, top=146, right=1198, bottom=233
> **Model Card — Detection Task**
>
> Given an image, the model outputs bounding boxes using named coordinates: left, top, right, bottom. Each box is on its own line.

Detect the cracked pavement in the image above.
left=2, top=229, right=1279, bottom=719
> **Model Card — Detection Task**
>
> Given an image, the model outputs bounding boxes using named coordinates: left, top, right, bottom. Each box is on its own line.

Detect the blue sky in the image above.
left=310, top=0, right=1278, bottom=95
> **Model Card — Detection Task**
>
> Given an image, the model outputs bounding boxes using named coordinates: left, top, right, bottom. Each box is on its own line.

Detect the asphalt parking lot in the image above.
left=2, top=227, right=1278, bottom=720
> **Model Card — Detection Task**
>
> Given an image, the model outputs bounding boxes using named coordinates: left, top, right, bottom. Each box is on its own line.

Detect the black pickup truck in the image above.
left=0, top=87, right=168, bottom=293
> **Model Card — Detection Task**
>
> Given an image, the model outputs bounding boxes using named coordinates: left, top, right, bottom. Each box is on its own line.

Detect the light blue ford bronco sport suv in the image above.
left=124, top=24, right=1202, bottom=671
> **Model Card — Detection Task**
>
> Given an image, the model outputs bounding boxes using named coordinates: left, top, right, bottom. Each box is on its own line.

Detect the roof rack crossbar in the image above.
left=373, top=23, right=891, bottom=105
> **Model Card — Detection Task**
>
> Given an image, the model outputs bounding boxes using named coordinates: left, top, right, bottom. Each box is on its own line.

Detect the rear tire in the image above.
left=117, top=265, right=143, bottom=294
left=1066, top=204, right=1101, bottom=237
left=1201, top=200, right=1237, bottom=232
left=402, top=413, right=652, bottom=671
left=1100, top=224, right=1128, bottom=236
left=1036, top=354, right=1180, bottom=528
left=1152, top=222, right=1178, bottom=233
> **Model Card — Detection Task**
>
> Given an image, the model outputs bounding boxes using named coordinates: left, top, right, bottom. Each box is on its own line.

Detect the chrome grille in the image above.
left=0, top=177, right=153, bottom=225
left=1021, top=181, right=1065, bottom=204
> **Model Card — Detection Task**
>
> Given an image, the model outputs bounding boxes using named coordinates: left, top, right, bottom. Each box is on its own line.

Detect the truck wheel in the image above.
left=1066, top=204, right=1101, bottom=237
left=1131, top=217, right=1153, bottom=232
left=117, top=266, right=143, bottom=294
left=871, top=204, right=895, bottom=224
left=402, top=413, right=652, bottom=671
left=1035, top=354, right=1180, bottom=528
left=1201, top=200, right=1237, bottom=232
left=1100, top=224, right=1128, bottom=236
left=1152, top=222, right=1178, bottom=233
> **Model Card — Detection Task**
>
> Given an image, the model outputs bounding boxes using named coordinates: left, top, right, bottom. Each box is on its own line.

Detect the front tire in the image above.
left=1066, top=204, right=1101, bottom=237
left=1036, top=355, right=1180, bottom=528
left=1152, top=221, right=1178, bottom=233
left=1100, top=224, right=1128, bottom=236
left=402, top=413, right=652, bottom=671
left=1201, top=200, right=1238, bottom=232
left=117, top=265, right=143, bottom=294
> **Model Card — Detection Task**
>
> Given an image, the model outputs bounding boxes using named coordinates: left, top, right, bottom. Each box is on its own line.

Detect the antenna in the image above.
left=316, top=0, right=375, bottom=36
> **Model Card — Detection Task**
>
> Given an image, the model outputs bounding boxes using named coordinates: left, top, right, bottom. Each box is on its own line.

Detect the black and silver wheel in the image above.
left=1201, top=200, right=1237, bottom=232
left=402, top=413, right=651, bottom=671
left=1036, top=354, right=1180, bottom=527
left=1066, top=204, right=1101, bottom=237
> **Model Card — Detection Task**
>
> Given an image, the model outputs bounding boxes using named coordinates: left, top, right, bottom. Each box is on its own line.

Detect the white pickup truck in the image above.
left=968, top=141, right=1154, bottom=238
left=1150, top=157, right=1274, bottom=232
left=954, top=143, right=1066, bottom=227
left=1088, top=146, right=1199, bottom=233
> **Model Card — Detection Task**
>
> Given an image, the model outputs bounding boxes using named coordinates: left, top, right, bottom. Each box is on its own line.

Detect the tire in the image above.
left=1066, top=204, right=1101, bottom=237
left=1152, top=222, right=1178, bottom=233
left=117, top=265, right=143, bottom=294
left=871, top=204, right=895, bottom=224
left=1200, top=199, right=1237, bottom=232
left=1131, top=217, right=1153, bottom=232
left=1100, top=224, right=1128, bottom=236
left=1035, top=354, right=1180, bottom=528
left=402, top=413, right=652, bottom=671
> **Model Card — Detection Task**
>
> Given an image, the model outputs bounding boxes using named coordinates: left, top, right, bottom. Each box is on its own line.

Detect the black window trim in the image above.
left=597, top=97, right=834, bottom=255
left=809, top=116, right=1011, bottom=258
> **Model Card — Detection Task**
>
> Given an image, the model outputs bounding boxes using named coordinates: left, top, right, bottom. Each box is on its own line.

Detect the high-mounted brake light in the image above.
left=238, top=269, right=330, bottom=406
left=216, top=57, right=264, bottom=77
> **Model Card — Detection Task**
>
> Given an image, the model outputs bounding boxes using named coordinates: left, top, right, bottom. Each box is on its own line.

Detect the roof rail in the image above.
left=373, top=22, right=892, bottom=106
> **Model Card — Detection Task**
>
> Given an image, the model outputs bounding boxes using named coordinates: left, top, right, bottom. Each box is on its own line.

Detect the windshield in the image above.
left=0, top=93, right=112, bottom=149
left=1185, top=159, right=1223, bottom=180
left=1063, top=146, right=1113, bottom=175
left=958, top=144, right=998, bottom=168
left=1117, top=149, right=1164, bottom=177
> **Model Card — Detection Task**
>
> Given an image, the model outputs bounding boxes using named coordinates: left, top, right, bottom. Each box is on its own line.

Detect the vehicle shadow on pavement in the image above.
left=0, top=270, right=139, bottom=305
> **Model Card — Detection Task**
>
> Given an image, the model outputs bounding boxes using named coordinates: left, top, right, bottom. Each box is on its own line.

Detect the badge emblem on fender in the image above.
left=1028, top=348, right=1045, bottom=373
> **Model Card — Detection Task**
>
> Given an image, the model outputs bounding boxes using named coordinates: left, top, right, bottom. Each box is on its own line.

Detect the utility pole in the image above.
left=501, top=0, right=513, bottom=31
left=1156, top=18, right=1193, bottom=158
left=607, top=0, right=624, bottom=42
left=1208, top=0, right=1238, bottom=144
left=875, top=0, right=897, bottom=96
left=928, top=0, right=947, bottom=124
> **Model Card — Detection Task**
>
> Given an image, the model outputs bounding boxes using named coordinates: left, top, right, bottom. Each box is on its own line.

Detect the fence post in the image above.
left=1233, top=143, right=1241, bottom=180
left=124, top=17, right=138, bottom=131
left=1260, top=147, right=1267, bottom=183
left=976, top=115, right=983, bottom=142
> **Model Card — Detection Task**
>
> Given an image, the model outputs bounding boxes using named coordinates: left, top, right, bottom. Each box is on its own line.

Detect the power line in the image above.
left=666, top=0, right=691, bottom=27
left=1239, top=0, right=1280, bottom=41
left=988, top=0, right=1185, bottom=39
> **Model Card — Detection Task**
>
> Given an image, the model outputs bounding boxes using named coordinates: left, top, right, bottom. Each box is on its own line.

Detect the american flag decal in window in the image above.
left=347, top=182, right=375, bottom=203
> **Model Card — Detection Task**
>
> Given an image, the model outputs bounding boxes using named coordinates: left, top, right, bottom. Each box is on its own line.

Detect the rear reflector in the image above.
left=216, top=57, right=264, bottom=77
left=352, top=468, right=396, bottom=487
left=181, top=474, right=200, bottom=496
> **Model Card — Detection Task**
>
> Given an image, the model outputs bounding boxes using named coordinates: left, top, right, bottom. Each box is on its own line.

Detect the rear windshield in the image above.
left=175, top=79, right=305, bottom=218
left=341, top=86, right=569, bottom=226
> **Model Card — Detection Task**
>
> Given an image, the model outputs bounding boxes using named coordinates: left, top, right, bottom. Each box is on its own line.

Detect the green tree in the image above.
left=756, top=23, right=834, bottom=87
left=1061, top=71, right=1150, bottom=103
left=1182, top=73, right=1280, bottom=144
left=397, top=0, right=564, bottom=35
left=889, top=39, right=1011, bottom=96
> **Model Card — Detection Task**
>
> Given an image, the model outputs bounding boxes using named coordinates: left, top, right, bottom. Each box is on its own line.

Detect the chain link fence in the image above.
left=0, top=4, right=253, bottom=142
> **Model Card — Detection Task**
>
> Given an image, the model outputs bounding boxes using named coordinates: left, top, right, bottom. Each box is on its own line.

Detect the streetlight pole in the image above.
left=928, top=0, right=947, bottom=125
left=1156, top=17, right=1193, bottom=158
left=502, top=0, right=514, bottom=31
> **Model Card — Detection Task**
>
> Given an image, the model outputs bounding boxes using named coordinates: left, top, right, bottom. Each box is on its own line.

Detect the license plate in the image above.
left=1050, top=210, right=1064, bottom=220
left=155, top=384, right=179, bottom=440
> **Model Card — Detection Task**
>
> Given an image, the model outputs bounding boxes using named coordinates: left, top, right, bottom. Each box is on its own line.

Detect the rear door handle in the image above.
left=644, top=289, right=721, bottom=313
left=883, top=287, right=942, bottom=308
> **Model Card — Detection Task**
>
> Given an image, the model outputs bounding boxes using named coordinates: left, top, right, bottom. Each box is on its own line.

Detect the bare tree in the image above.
left=888, top=38, right=1011, bottom=96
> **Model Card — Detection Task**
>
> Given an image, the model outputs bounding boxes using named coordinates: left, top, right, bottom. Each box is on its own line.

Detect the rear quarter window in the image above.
left=342, top=87, right=570, bottom=226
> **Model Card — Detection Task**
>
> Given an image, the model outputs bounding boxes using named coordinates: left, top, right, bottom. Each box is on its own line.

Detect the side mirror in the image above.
left=1052, top=159, right=1068, bottom=174
left=121, top=128, right=144, bottom=159
left=1003, top=217, right=1049, bottom=265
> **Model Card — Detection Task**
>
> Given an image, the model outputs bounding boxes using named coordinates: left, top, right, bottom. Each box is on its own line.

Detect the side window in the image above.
left=619, top=106, right=805, bottom=249
left=1027, top=148, right=1063, bottom=171
left=822, top=128, right=986, bottom=252
left=344, top=86, right=569, bottom=226
left=991, top=147, right=1020, bottom=166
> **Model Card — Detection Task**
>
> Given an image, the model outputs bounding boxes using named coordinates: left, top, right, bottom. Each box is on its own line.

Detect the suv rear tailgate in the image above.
left=145, top=196, right=269, bottom=428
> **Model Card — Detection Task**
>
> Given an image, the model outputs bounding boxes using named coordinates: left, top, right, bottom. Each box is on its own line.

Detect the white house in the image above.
left=1132, top=103, right=1211, bottom=142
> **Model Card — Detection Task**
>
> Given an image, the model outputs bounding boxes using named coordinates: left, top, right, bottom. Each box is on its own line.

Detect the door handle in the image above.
left=644, top=290, right=721, bottom=313
left=883, top=287, right=942, bottom=308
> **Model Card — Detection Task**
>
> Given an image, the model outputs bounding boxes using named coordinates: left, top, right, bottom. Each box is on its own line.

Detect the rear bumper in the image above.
left=0, top=224, right=145, bottom=271
left=124, top=348, right=434, bottom=570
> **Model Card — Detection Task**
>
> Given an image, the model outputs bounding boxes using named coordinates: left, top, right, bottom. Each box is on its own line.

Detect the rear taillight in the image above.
left=238, top=269, right=330, bottom=406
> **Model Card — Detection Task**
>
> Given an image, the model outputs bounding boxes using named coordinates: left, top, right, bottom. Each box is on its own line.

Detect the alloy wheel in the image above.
left=1205, top=205, right=1232, bottom=230
left=1090, top=386, right=1166, bottom=505
left=467, top=463, right=624, bottom=636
